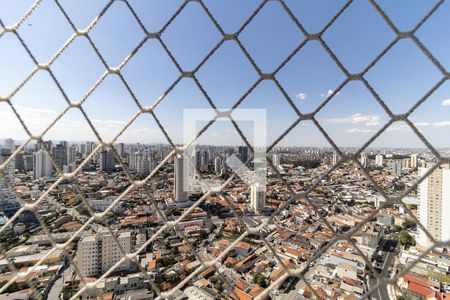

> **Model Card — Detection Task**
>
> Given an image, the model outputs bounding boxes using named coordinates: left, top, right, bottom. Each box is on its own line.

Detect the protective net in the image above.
left=0, top=0, right=449, bottom=299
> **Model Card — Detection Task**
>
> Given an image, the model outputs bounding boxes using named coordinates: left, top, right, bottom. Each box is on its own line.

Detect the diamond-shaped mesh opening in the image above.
left=377, top=0, right=440, bottom=32
left=239, top=1, right=304, bottom=72
left=276, top=40, right=346, bottom=114
left=51, top=36, right=106, bottom=101
left=236, top=80, right=298, bottom=146
left=408, top=80, right=450, bottom=159
left=415, top=1, right=450, bottom=71
left=196, top=41, right=259, bottom=108
left=365, top=39, right=443, bottom=114
left=323, top=0, right=396, bottom=73
left=121, top=40, right=180, bottom=108
left=315, top=81, right=390, bottom=150
left=16, top=0, right=73, bottom=63
left=11, top=71, right=68, bottom=136
left=1, top=0, right=449, bottom=299
left=0, top=33, right=35, bottom=97
left=88, top=1, right=146, bottom=67
left=160, top=1, right=222, bottom=71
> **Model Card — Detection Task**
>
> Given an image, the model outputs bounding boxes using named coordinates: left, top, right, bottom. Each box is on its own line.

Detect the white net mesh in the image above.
left=0, top=0, right=449, bottom=299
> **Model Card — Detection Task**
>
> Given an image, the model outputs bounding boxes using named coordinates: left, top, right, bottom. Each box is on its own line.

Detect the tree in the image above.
left=402, top=219, right=416, bottom=230
left=165, top=273, right=180, bottom=284
left=399, top=230, right=415, bottom=246
left=76, top=206, right=90, bottom=217
left=171, top=208, right=181, bottom=216
left=397, top=290, right=415, bottom=300
left=391, top=225, right=402, bottom=232
left=157, top=257, right=176, bottom=268
left=0, top=281, right=23, bottom=293
left=252, top=273, right=267, bottom=288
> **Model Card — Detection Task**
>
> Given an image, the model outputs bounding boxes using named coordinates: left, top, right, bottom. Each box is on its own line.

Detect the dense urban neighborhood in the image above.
left=0, top=138, right=449, bottom=299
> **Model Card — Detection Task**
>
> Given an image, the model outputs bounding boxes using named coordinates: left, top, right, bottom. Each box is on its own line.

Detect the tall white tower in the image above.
left=251, top=184, right=266, bottom=213
left=214, top=156, right=222, bottom=175
left=34, top=150, right=53, bottom=178
left=418, top=164, right=450, bottom=248
left=410, top=154, right=418, bottom=169
left=3, top=139, right=14, bottom=153
left=174, top=154, right=187, bottom=202
left=332, top=152, right=339, bottom=166
left=375, top=154, right=384, bottom=167
left=272, top=154, right=281, bottom=167
left=360, top=153, right=368, bottom=168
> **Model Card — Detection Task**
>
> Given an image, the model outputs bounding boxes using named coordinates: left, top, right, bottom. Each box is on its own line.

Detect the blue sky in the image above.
left=1, top=0, right=450, bottom=149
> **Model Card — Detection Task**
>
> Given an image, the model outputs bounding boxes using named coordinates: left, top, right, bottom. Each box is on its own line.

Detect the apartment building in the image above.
left=251, top=184, right=266, bottom=213
left=77, top=231, right=132, bottom=277
left=418, top=164, right=450, bottom=248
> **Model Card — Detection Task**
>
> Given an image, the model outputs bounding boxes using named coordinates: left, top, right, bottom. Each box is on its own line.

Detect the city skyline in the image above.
left=1, top=1, right=450, bottom=148
left=1, top=2, right=450, bottom=299
left=1, top=137, right=449, bottom=151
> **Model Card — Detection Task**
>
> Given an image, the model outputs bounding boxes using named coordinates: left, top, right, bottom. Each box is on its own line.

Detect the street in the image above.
left=369, top=239, right=398, bottom=300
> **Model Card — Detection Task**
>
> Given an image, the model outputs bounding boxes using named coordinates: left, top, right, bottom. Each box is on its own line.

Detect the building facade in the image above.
left=417, top=164, right=450, bottom=248
left=174, top=154, right=188, bottom=202
left=251, top=184, right=266, bottom=213
left=33, top=150, right=53, bottom=178
left=375, top=154, right=383, bottom=167
left=77, top=231, right=132, bottom=276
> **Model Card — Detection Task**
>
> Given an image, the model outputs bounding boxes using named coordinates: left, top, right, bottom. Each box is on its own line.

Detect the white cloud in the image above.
left=14, top=105, right=58, bottom=115
left=326, top=113, right=381, bottom=126
left=321, top=89, right=341, bottom=98
left=413, top=122, right=431, bottom=127
left=295, top=92, right=308, bottom=100
left=346, top=128, right=375, bottom=134
left=88, top=119, right=129, bottom=131
left=0, top=104, right=165, bottom=143
left=386, top=124, right=408, bottom=132
left=433, top=121, right=450, bottom=128
left=442, top=99, right=450, bottom=106
left=91, top=119, right=128, bottom=126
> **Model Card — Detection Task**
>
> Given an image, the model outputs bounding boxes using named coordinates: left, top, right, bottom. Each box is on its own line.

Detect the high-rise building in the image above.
left=34, top=150, right=53, bottom=178
left=417, top=164, right=450, bottom=248
left=3, top=138, right=14, bottom=154
left=52, top=143, right=67, bottom=169
left=332, top=152, right=339, bottom=166
left=76, top=231, right=132, bottom=277
left=14, top=153, right=25, bottom=172
left=79, top=144, right=86, bottom=157
left=115, top=143, right=125, bottom=157
left=67, top=145, right=77, bottom=165
left=0, top=155, right=20, bottom=216
left=214, top=156, right=222, bottom=175
left=99, top=149, right=115, bottom=172
left=375, top=154, right=384, bottom=167
left=199, top=151, right=209, bottom=172
left=251, top=184, right=265, bottom=213
left=360, top=153, right=368, bottom=168
left=86, top=142, right=95, bottom=156
left=411, top=154, right=418, bottom=169
left=129, top=151, right=139, bottom=171
left=24, top=155, right=34, bottom=172
left=238, top=146, right=248, bottom=164
left=174, top=154, right=188, bottom=202
left=136, top=154, right=151, bottom=177
left=402, top=158, right=411, bottom=169
left=392, top=160, right=402, bottom=175
left=272, top=154, right=281, bottom=167
left=39, top=141, right=52, bottom=151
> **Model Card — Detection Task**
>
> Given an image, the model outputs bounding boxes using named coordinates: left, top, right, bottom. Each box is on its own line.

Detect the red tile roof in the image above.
left=231, top=288, right=252, bottom=300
